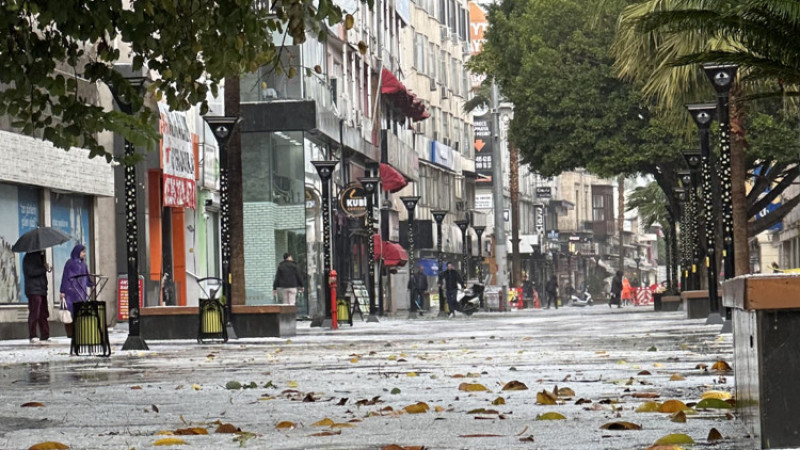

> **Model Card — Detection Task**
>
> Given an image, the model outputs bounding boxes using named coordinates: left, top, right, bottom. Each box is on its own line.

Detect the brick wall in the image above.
left=243, top=202, right=305, bottom=304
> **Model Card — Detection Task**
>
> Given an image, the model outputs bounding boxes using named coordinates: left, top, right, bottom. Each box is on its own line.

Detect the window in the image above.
left=440, top=50, right=448, bottom=87
left=429, top=43, right=437, bottom=79
left=415, top=33, right=426, bottom=71
left=592, top=194, right=606, bottom=222
left=442, top=113, right=449, bottom=143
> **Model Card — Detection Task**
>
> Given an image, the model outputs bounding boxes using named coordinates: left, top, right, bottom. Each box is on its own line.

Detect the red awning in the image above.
left=380, top=163, right=408, bottom=193
left=373, top=234, right=408, bottom=267
left=381, top=69, right=429, bottom=122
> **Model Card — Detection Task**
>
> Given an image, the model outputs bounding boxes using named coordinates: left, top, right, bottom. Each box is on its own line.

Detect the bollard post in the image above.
left=329, top=270, right=338, bottom=330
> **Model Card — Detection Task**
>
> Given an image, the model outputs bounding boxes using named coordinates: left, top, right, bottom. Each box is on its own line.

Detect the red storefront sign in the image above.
left=117, top=275, right=144, bottom=321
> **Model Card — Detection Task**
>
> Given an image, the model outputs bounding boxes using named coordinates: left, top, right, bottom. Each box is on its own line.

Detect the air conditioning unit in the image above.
left=440, top=85, right=448, bottom=99
left=462, top=42, right=471, bottom=56
left=440, top=26, right=449, bottom=42
left=451, top=33, right=459, bottom=44
left=430, top=77, right=437, bottom=91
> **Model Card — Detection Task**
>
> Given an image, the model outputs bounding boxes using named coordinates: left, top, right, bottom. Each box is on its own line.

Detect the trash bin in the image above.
left=71, top=301, right=111, bottom=357
left=197, top=298, right=227, bottom=343
left=723, top=274, right=800, bottom=449
left=337, top=297, right=351, bottom=325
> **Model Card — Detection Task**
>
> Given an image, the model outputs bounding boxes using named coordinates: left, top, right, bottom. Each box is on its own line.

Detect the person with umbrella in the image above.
left=23, top=250, right=51, bottom=343
left=59, top=244, right=93, bottom=340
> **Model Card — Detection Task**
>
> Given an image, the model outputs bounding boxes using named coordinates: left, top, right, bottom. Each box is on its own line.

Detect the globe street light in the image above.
left=109, top=72, right=149, bottom=351
left=312, top=161, right=338, bottom=326
left=687, top=103, right=724, bottom=325
left=203, top=116, right=242, bottom=340
left=432, top=210, right=448, bottom=318
left=358, top=177, right=381, bottom=323
left=401, top=196, right=421, bottom=319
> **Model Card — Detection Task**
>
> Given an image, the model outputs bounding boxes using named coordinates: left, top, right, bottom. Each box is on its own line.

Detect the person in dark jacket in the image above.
left=438, top=262, right=464, bottom=318
left=59, top=244, right=93, bottom=338
left=408, top=265, right=429, bottom=314
left=23, top=250, right=51, bottom=343
left=610, top=270, right=623, bottom=308
left=273, top=253, right=304, bottom=305
left=544, top=275, right=558, bottom=309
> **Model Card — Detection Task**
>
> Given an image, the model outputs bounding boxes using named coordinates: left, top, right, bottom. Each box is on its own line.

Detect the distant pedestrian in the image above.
left=408, top=265, right=429, bottom=314
left=622, top=276, right=632, bottom=306
left=59, top=244, right=93, bottom=339
left=23, top=251, right=51, bottom=343
left=522, top=275, right=535, bottom=306
left=544, top=275, right=558, bottom=309
left=439, top=262, right=464, bottom=318
left=273, top=253, right=304, bottom=305
left=611, top=270, right=623, bottom=308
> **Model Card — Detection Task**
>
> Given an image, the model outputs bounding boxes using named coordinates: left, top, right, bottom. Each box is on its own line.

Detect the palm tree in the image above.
left=612, top=0, right=800, bottom=276
left=626, top=181, right=677, bottom=289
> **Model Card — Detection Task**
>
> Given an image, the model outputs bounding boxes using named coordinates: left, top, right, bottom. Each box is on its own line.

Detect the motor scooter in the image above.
left=570, top=290, right=593, bottom=307
left=458, top=283, right=485, bottom=316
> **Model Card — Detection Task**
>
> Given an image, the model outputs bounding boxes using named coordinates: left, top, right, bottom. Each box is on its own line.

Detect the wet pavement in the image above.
left=0, top=306, right=753, bottom=449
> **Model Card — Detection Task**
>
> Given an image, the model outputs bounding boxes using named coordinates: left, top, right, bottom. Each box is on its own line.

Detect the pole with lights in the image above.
left=432, top=210, right=448, bottom=318
left=455, top=220, right=470, bottom=281
left=312, top=161, right=339, bottom=325
left=401, top=196, right=421, bottom=318
left=358, top=177, right=381, bottom=323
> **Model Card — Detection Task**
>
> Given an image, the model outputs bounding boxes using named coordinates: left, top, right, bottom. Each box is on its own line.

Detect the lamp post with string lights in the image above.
left=358, top=177, right=381, bottom=323
left=401, top=196, right=421, bottom=318
left=432, top=210, right=448, bottom=318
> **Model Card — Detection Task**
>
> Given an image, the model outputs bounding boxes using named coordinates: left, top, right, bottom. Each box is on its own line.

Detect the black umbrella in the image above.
left=12, top=227, right=71, bottom=253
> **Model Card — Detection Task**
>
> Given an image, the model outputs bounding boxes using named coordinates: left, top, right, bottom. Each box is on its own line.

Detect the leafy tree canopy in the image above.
left=0, top=0, right=362, bottom=161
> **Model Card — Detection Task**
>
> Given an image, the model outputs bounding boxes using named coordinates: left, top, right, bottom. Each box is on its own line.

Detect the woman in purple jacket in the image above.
left=59, top=244, right=93, bottom=338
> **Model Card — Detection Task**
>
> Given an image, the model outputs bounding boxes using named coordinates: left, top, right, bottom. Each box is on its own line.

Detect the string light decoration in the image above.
left=432, top=210, right=448, bottom=318
left=358, top=177, right=381, bottom=322
left=313, top=161, right=339, bottom=320
left=455, top=220, right=471, bottom=281
left=401, top=196, right=421, bottom=318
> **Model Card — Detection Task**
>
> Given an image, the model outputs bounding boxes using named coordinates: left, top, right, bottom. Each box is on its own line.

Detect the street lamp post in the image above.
left=358, top=177, right=381, bottom=323
left=432, top=210, right=448, bottom=318
left=703, top=64, right=738, bottom=280
left=678, top=166, right=700, bottom=291
left=455, top=220, right=470, bottom=282
left=634, top=255, right=642, bottom=288
left=312, top=161, right=338, bottom=326
left=473, top=226, right=486, bottom=282
left=401, top=196, right=421, bottom=319
left=109, top=73, right=149, bottom=351
left=203, top=116, right=242, bottom=340
left=673, top=187, right=688, bottom=291
left=687, top=104, right=724, bottom=325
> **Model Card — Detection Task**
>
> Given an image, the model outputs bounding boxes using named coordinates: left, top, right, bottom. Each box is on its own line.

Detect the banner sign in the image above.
left=474, top=113, right=493, bottom=182
left=159, top=104, right=196, bottom=208
left=117, top=275, right=144, bottom=321
left=536, top=187, right=552, bottom=198
left=534, top=204, right=545, bottom=233
left=339, top=185, right=368, bottom=218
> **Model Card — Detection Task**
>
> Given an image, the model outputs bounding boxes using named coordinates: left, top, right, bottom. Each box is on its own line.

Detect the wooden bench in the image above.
left=140, top=304, right=297, bottom=340
left=660, top=295, right=682, bottom=312
left=680, top=290, right=710, bottom=319
left=723, top=275, right=800, bottom=449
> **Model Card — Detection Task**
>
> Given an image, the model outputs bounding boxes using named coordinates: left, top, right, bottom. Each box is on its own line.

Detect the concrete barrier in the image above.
left=140, top=304, right=297, bottom=340
left=680, top=290, right=710, bottom=319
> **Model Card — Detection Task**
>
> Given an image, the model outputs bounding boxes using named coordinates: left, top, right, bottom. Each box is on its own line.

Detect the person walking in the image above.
left=408, top=265, right=429, bottom=314
left=23, top=250, right=51, bottom=343
left=59, top=244, right=93, bottom=339
left=544, top=275, right=558, bottom=309
left=521, top=274, right=535, bottom=308
left=611, top=270, right=623, bottom=308
left=273, top=253, right=304, bottom=305
left=438, top=262, right=464, bottom=318
left=621, top=276, right=632, bottom=306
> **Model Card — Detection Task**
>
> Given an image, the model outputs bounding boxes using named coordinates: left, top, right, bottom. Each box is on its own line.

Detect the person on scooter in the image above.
left=408, top=265, right=429, bottom=315
left=439, top=262, right=464, bottom=318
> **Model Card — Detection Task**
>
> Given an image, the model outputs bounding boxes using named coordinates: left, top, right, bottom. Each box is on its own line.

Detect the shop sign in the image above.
left=475, top=193, right=493, bottom=209
left=339, top=185, right=368, bottom=218
left=201, top=125, right=219, bottom=190
left=305, top=186, right=320, bottom=213
left=117, top=275, right=144, bottom=321
left=534, top=204, right=545, bottom=233
left=159, top=104, right=196, bottom=208
left=536, top=187, right=552, bottom=198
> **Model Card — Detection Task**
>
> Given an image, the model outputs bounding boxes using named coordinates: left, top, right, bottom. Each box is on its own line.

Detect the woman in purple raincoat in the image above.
left=59, top=244, right=93, bottom=338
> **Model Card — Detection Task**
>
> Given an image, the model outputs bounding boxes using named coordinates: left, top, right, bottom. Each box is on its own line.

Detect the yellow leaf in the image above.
left=21, top=402, right=45, bottom=408
left=28, top=442, right=69, bottom=450
left=702, top=390, right=732, bottom=401
left=191, top=384, right=202, bottom=390
left=636, top=401, right=661, bottom=413
left=403, top=402, right=430, bottom=414
left=670, top=373, right=685, bottom=381
left=653, top=433, right=694, bottom=445
left=536, top=412, right=566, bottom=420
left=406, top=372, right=418, bottom=377
left=502, top=380, right=528, bottom=391
left=350, top=357, right=359, bottom=363
left=276, top=421, right=298, bottom=430
left=659, top=400, right=688, bottom=413
left=174, top=427, right=208, bottom=435
left=653, top=362, right=664, bottom=368
left=388, top=355, right=397, bottom=361
left=557, top=387, right=575, bottom=397
left=600, top=421, right=642, bottom=430
left=492, top=397, right=506, bottom=405
left=617, top=360, right=628, bottom=365
left=671, top=411, right=687, bottom=423
left=458, top=383, right=488, bottom=392
left=313, top=418, right=335, bottom=427
left=156, top=431, right=173, bottom=436
left=287, top=381, right=299, bottom=388
left=536, top=390, right=557, bottom=405
left=330, top=423, right=355, bottom=428
left=712, top=360, right=732, bottom=371
left=153, top=437, right=188, bottom=446
left=259, top=395, right=276, bottom=401
left=434, top=405, right=445, bottom=412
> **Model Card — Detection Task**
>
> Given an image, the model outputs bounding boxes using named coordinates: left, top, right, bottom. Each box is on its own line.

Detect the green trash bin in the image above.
left=71, top=301, right=111, bottom=357
left=197, top=298, right=227, bottom=343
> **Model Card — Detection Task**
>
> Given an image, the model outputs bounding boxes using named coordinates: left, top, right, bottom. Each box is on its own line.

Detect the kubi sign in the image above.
left=339, top=185, right=368, bottom=218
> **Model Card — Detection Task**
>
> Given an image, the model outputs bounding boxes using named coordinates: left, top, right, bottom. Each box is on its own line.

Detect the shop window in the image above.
left=0, top=184, right=41, bottom=304
left=50, top=192, right=91, bottom=307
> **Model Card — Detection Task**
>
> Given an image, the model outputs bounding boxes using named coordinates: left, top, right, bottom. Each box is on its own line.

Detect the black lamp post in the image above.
left=678, top=166, right=700, bottom=291
left=401, top=196, right=421, bottom=319
left=204, top=116, right=242, bottom=340
left=358, top=177, right=381, bottom=323
left=633, top=255, right=642, bottom=288
left=313, top=161, right=338, bottom=324
left=473, top=225, right=486, bottom=283
left=687, top=103, right=724, bottom=325
left=109, top=73, right=149, bottom=351
left=673, top=186, right=688, bottom=291
left=703, top=64, right=738, bottom=280
left=455, top=220, right=470, bottom=281
left=432, top=210, right=448, bottom=318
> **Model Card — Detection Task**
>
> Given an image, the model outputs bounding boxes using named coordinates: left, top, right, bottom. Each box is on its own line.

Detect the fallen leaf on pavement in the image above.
left=575, top=398, right=592, bottom=405
left=153, top=437, right=188, bottom=446
left=600, top=421, right=641, bottom=430
left=638, top=370, right=652, bottom=376
left=701, top=390, right=732, bottom=401
left=636, top=401, right=661, bottom=412
left=434, top=405, right=445, bottom=412
left=467, top=408, right=499, bottom=415
left=502, top=380, right=528, bottom=391
left=536, top=390, right=557, bottom=405
left=406, top=372, right=418, bottom=377
left=330, top=423, right=355, bottom=428
left=276, top=421, right=298, bottom=430
left=536, top=412, right=566, bottom=420
left=708, top=427, right=723, bottom=442
left=302, top=393, right=317, bottom=402
left=21, top=402, right=45, bottom=408
left=519, top=436, right=535, bottom=442
left=459, top=383, right=488, bottom=392
left=287, top=381, right=299, bottom=387
left=174, top=427, right=208, bottom=435
left=215, top=423, right=240, bottom=433
left=696, top=363, right=708, bottom=370
left=516, top=426, right=529, bottom=436
left=669, top=374, right=685, bottom=381
left=557, top=387, right=575, bottom=397
left=403, top=402, right=430, bottom=414
left=696, top=398, right=733, bottom=409
left=658, top=400, right=688, bottom=413
left=653, top=433, right=694, bottom=445
left=310, top=430, right=342, bottom=437
left=671, top=411, right=686, bottom=423
left=712, top=360, right=732, bottom=371
left=653, top=363, right=664, bottom=368
left=459, top=434, right=504, bottom=438
left=28, top=442, right=69, bottom=450
left=191, top=384, right=201, bottom=391
left=492, top=397, right=506, bottom=405
left=313, top=418, right=335, bottom=427
left=632, top=393, right=659, bottom=399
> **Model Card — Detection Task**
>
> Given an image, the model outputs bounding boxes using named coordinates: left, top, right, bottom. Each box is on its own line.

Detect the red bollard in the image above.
left=329, top=270, right=338, bottom=330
